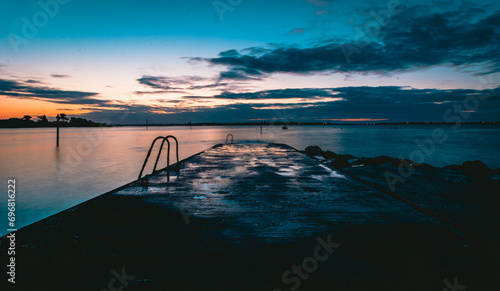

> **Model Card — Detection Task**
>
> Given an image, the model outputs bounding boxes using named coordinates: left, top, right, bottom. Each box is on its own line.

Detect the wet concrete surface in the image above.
left=0, top=143, right=496, bottom=290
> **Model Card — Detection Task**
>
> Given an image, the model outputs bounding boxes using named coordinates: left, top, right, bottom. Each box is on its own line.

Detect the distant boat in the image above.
left=282, top=125, right=288, bottom=130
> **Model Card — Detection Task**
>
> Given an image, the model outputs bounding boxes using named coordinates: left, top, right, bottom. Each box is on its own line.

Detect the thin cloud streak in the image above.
left=50, top=74, right=71, bottom=78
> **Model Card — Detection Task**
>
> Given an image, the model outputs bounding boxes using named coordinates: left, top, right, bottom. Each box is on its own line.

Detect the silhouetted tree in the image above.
left=58, top=113, right=68, bottom=122
left=37, top=115, right=48, bottom=123
left=1, top=114, right=109, bottom=128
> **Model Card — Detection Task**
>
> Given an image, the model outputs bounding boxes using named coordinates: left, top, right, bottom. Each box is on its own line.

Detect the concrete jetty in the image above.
left=0, top=143, right=495, bottom=290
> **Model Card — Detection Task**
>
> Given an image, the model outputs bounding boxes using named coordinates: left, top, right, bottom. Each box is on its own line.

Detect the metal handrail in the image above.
left=138, top=135, right=180, bottom=180
left=153, top=138, right=170, bottom=173
left=225, top=134, right=234, bottom=144
left=138, top=136, right=165, bottom=180
left=156, top=135, right=180, bottom=172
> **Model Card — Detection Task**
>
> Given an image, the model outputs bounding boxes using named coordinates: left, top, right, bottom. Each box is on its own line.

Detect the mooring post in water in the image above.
left=260, top=123, right=262, bottom=134
left=146, top=120, right=148, bottom=130
left=56, top=114, right=60, bottom=147
left=56, top=113, right=68, bottom=147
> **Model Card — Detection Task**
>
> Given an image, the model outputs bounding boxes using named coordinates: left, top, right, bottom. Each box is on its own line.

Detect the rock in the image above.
left=374, top=155, right=395, bottom=164
left=392, top=158, right=406, bottom=167
left=356, top=158, right=375, bottom=166
left=391, top=158, right=421, bottom=167
left=330, top=155, right=351, bottom=169
left=415, top=163, right=434, bottom=168
left=354, top=157, right=370, bottom=165
left=322, top=150, right=337, bottom=160
left=444, top=164, right=461, bottom=171
left=461, top=160, right=493, bottom=177
left=494, top=168, right=500, bottom=175
left=361, top=155, right=394, bottom=166
left=304, top=146, right=323, bottom=156
left=341, top=154, right=356, bottom=160
left=444, top=161, right=493, bottom=177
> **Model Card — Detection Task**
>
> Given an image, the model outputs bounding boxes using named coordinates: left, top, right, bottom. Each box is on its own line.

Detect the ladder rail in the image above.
left=138, top=135, right=181, bottom=181
left=152, top=137, right=171, bottom=173
left=165, top=135, right=180, bottom=171
left=138, top=136, right=166, bottom=180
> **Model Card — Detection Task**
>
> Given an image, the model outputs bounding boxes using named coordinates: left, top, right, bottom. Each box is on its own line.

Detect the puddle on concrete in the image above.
left=277, top=168, right=296, bottom=177
left=319, top=164, right=346, bottom=179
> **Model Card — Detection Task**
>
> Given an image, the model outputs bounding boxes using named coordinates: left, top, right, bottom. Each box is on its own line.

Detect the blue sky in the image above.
left=1, top=0, right=499, bottom=123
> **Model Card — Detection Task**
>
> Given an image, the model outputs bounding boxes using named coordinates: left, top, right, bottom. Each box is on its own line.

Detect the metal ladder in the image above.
left=138, top=135, right=180, bottom=181
left=225, top=134, right=234, bottom=144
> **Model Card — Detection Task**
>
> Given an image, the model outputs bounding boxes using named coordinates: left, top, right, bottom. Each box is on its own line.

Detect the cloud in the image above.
left=184, top=88, right=338, bottom=100
left=136, top=76, right=182, bottom=90
left=0, top=78, right=109, bottom=106
left=50, top=74, right=71, bottom=78
left=189, top=82, right=230, bottom=90
left=136, top=75, right=229, bottom=91
left=200, top=6, right=500, bottom=79
left=218, top=70, right=262, bottom=81
left=187, top=86, right=499, bottom=102
left=158, top=99, right=184, bottom=103
left=134, top=90, right=189, bottom=95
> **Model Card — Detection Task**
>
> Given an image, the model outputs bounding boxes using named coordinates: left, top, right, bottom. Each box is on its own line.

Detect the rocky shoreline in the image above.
left=303, top=145, right=500, bottom=178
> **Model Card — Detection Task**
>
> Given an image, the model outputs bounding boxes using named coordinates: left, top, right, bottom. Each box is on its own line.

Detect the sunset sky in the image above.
left=1, top=0, right=499, bottom=124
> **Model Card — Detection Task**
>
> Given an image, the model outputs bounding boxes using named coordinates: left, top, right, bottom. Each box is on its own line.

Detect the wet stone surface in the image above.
left=0, top=143, right=495, bottom=290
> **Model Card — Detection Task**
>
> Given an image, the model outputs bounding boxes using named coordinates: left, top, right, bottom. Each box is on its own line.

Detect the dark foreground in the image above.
left=1, top=143, right=496, bottom=290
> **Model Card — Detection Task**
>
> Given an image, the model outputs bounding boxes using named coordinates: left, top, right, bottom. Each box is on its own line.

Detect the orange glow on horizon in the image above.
left=0, top=96, right=91, bottom=120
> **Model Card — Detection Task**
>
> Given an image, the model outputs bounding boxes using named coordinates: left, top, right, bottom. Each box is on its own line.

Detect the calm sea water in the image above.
left=1, top=124, right=500, bottom=235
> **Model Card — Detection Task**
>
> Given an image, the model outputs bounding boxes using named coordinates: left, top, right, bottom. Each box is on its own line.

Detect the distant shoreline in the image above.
left=0, top=117, right=111, bottom=128
left=1, top=121, right=499, bottom=128
left=112, top=121, right=500, bottom=127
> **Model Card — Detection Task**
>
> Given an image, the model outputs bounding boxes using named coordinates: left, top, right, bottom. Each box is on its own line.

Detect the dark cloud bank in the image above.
left=0, top=78, right=105, bottom=105
left=200, top=6, right=500, bottom=80
left=80, top=86, right=500, bottom=124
